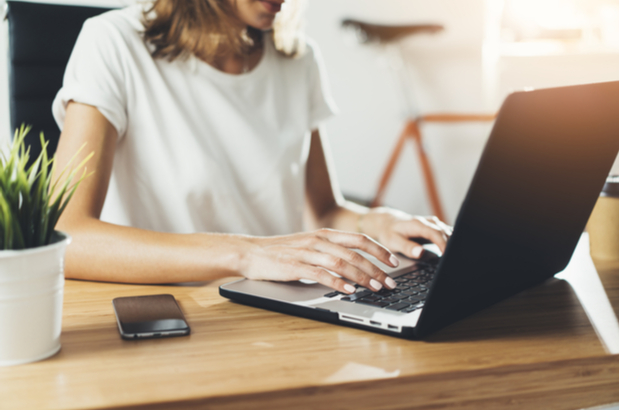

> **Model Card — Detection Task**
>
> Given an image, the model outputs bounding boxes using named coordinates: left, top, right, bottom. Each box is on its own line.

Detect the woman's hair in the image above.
left=143, top=0, right=306, bottom=62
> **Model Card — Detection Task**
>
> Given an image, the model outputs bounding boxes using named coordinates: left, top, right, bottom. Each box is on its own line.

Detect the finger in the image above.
left=302, top=265, right=357, bottom=294
left=427, top=216, right=453, bottom=237
left=315, top=228, right=399, bottom=269
left=312, top=240, right=397, bottom=290
left=295, top=247, right=390, bottom=292
left=383, top=232, right=425, bottom=259
left=395, top=219, right=448, bottom=252
left=415, top=223, right=448, bottom=252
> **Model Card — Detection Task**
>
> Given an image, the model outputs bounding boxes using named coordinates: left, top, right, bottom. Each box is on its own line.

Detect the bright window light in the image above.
left=501, top=0, right=619, bottom=49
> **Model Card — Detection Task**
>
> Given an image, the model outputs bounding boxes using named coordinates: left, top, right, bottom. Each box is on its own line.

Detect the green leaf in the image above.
left=0, top=125, right=92, bottom=249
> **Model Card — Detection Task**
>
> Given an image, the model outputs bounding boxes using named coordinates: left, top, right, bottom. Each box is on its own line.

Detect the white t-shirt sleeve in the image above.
left=52, top=18, right=128, bottom=137
left=306, top=40, right=338, bottom=130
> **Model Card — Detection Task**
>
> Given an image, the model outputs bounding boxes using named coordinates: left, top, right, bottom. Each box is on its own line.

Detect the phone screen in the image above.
left=112, top=294, right=190, bottom=339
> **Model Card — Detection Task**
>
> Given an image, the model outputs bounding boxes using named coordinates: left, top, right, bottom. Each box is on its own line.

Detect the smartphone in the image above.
left=112, top=294, right=190, bottom=339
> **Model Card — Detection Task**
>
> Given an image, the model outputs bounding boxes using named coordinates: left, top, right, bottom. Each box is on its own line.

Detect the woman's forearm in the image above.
left=54, top=103, right=251, bottom=284
left=317, top=202, right=406, bottom=241
left=59, top=217, right=247, bottom=283
left=59, top=216, right=401, bottom=293
left=312, top=200, right=368, bottom=234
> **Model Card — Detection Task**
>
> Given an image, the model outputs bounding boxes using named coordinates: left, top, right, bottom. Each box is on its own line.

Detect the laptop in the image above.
left=219, top=81, right=619, bottom=339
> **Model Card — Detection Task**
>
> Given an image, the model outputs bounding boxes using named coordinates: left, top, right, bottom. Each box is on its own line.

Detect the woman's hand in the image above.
left=359, top=207, right=453, bottom=259
left=238, top=229, right=400, bottom=294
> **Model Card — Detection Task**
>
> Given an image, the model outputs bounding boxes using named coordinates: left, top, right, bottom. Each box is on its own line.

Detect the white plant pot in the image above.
left=0, top=232, right=71, bottom=366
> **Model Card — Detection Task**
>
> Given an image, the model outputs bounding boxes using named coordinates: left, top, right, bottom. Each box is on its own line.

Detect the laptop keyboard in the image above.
left=323, top=263, right=436, bottom=314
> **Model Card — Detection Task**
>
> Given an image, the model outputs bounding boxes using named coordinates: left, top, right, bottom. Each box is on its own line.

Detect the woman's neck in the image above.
left=204, top=28, right=265, bottom=75
left=209, top=44, right=264, bottom=75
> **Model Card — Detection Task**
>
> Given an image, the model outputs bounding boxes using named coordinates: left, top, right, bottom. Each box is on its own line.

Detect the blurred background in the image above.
left=0, top=0, right=618, bottom=223
left=304, top=0, right=619, bottom=223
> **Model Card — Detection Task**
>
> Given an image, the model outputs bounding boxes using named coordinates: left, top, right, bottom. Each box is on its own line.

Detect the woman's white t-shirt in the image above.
left=52, top=5, right=337, bottom=236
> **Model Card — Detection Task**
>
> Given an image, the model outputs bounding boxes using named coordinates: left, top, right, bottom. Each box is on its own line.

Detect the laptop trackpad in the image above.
left=222, top=279, right=329, bottom=303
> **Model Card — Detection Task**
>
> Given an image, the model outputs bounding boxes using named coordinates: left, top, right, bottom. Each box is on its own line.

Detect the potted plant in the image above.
left=0, top=125, right=91, bottom=366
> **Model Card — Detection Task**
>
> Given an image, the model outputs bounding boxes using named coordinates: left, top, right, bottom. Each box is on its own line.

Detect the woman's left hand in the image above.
left=358, top=207, right=453, bottom=259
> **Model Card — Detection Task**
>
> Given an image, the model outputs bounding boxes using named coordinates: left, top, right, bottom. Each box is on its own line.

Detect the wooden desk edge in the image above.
left=110, top=354, right=619, bottom=410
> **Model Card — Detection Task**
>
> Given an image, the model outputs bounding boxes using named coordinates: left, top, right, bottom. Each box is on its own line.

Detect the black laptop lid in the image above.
left=416, top=81, right=619, bottom=337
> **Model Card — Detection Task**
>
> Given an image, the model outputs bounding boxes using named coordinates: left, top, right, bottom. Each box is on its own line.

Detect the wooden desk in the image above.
left=0, top=235, right=617, bottom=410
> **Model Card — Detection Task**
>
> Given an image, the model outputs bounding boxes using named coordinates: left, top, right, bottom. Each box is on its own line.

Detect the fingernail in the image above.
left=389, top=255, right=400, bottom=267
left=369, top=279, right=382, bottom=291
left=412, top=246, right=424, bottom=259
left=344, top=284, right=356, bottom=294
left=386, top=277, right=397, bottom=289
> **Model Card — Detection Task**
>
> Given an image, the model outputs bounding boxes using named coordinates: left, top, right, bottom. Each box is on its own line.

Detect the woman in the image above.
left=52, top=0, right=451, bottom=294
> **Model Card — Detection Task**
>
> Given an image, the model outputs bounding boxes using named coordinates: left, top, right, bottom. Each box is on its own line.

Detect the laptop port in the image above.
left=369, top=321, right=381, bottom=326
left=387, top=324, right=398, bottom=330
left=341, top=315, right=363, bottom=322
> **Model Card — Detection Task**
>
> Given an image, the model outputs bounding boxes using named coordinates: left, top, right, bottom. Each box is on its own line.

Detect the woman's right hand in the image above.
left=238, top=229, right=400, bottom=294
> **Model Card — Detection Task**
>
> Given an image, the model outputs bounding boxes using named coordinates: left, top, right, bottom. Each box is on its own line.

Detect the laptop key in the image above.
left=324, top=291, right=341, bottom=298
left=364, top=295, right=382, bottom=301
left=385, top=302, right=411, bottom=311
left=405, top=280, right=419, bottom=285
left=348, top=291, right=371, bottom=301
left=402, top=304, right=422, bottom=313
left=355, top=299, right=390, bottom=308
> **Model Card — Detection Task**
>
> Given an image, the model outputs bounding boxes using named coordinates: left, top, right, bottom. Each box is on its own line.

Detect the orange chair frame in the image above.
left=371, top=113, right=497, bottom=222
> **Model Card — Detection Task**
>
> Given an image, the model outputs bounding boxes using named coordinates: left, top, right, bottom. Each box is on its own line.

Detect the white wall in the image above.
left=305, top=0, right=496, bottom=222
left=306, top=0, right=619, bottom=222
left=0, top=4, right=8, bottom=148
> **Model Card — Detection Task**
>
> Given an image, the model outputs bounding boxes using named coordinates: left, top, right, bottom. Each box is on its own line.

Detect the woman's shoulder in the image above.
left=80, top=4, right=146, bottom=44
left=294, top=37, right=327, bottom=75
left=303, top=37, right=320, bottom=55
left=270, top=35, right=323, bottom=69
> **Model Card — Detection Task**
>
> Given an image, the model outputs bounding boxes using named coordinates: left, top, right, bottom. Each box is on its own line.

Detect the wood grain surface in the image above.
left=0, top=235, right=617, bottom=410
